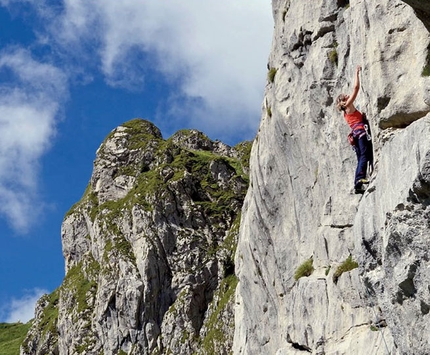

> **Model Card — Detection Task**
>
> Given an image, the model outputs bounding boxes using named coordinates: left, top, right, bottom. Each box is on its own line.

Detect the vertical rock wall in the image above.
left=234, top=0, right=430, bottom=354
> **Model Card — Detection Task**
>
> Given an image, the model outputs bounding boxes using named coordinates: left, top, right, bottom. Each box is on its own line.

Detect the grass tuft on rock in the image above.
left=294, top=258, right=314, bottom=281
left=333, top=255, right=358, bottom=284
left=268, top=68, right=277, bottom=83
left=422, top=51, right=430, bottom=76
left=328, top=49, right=338, bottom=66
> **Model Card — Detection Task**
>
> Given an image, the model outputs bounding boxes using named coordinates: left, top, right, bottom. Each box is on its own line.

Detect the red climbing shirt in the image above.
left=343, top=110, right=363, bottom=129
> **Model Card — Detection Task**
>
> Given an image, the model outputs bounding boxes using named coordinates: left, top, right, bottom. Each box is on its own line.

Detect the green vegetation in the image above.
left=294, top=258, right=314, bottom=281
left=75, top=336, right=96, bottom=354
left=0, top=322, right=32, bottom=355
left=66, top=121, right=251, bottom=232
left=64, top=182, right=98, bottom=221
left=199, top=275, right=238, bottom=354
left=172, top=129, right=212, bottom=148
left=20, top=290, right=60, bottom=354
left=333, top=255, right=359, bottom=284
left=268, top=68, right=277, bottom=83
left=422, top=51, right=430, bottom=76
left=63, top=258, right=99, bottom=314
left=38, top=289, right=60, bottom=337
left=112, top=118, right=162, bottom=151
left=267, top=106, right=272, bottom=118
left=96, top=138, right=246, bottom=226
left=234, top=141, right=252, bottom=171
left=104, top=234, right=135, bottom=264
left=328, top=41, right=338, bottom=66
left=329, top=49, right=338, bottom=66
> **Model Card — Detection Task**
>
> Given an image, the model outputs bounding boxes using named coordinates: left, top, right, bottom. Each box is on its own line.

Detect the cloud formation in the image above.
left=53, top=0, right=273, bottom=140
left=1, top=288, right=48, bottom=323
left=0, top=1, right=272, bottom=231
left=0, top=47, right=67, bottom=232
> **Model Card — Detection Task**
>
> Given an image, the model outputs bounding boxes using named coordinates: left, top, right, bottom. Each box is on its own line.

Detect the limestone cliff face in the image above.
left=22, top=119, right=250, bottom=355
left=233, top=0, right=430, bottom=354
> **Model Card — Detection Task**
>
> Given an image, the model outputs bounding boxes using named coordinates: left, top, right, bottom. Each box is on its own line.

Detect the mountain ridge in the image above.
left=21, top=118, right=251, bottom=355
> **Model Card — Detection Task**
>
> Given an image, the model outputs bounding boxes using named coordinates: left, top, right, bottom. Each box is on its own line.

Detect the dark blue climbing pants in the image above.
left=354, top=134, right=372, bottom=188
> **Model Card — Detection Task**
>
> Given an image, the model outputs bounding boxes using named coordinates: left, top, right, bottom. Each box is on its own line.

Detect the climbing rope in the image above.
left=358, top=68, right=375, bottom=177
left=358, top=277, right=392, bottom=355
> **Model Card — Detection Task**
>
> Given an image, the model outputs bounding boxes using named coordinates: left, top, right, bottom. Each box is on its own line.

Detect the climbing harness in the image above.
left=347, top=120, right=369, bottom=153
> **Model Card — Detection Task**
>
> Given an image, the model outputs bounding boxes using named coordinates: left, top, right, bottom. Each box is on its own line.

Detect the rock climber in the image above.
left=336, top=65, right=373, bottom=194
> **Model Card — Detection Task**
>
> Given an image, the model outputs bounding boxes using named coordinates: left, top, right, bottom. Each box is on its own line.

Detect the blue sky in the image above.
left=0, top=1, right=273, bottom=322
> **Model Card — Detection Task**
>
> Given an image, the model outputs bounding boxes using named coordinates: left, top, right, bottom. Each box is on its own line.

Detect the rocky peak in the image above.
left=91, top=119, right=162, bottom=204
left=22, top=118, right=251, bottom=355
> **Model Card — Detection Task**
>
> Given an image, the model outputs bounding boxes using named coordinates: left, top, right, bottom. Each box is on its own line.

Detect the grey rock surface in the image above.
left=233, top=0, right=430, bottom=354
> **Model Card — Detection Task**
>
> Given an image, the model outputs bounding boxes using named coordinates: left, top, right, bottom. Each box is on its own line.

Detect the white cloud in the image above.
left=55, top=0, right=273, bottom=141
left=3, top=288, right=48, bottom=323
left=0, top=1, right=272, bottom=230
left=0, top=47, right=67, bottom=232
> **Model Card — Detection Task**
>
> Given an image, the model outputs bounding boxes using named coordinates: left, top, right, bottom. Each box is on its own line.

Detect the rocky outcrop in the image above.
left=233, top=0, right=430, bottom=354
left=22, top=119, right=251, bottom=355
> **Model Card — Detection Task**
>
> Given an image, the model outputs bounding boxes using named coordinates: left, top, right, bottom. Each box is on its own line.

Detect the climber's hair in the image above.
left=336, top=94, right=347, bottom=112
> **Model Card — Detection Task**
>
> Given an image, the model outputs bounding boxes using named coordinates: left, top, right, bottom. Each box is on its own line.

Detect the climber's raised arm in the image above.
left=344, top=65, right=361, bottom=108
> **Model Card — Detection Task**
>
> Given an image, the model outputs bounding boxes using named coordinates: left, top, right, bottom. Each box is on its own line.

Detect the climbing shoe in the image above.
left=353, top=178, right=369, bottom=194
left=354, top=186, right=366, bottom=194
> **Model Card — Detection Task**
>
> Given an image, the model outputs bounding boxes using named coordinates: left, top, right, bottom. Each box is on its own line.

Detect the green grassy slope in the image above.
left=0, top=322, right=32, bottom=355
